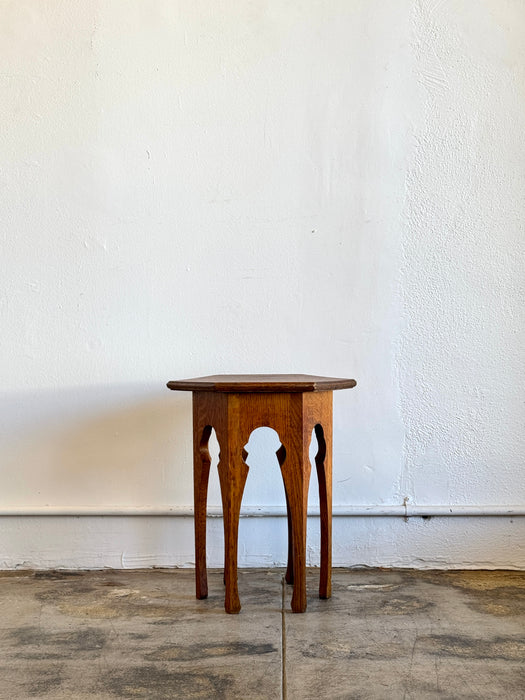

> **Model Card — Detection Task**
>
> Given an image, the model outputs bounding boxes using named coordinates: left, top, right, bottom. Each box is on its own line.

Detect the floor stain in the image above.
left=420, top=634, right=525, bottom=661
left=59, top=599, right=186, bottom=620
left=23, top=666, right=64, bottom=697
left=11, top=626, right=107, bottom=659
left=33, top=578, right=193, bottom=620
left=33, top=570, right=85, bottom=580
left=416, top=571, right=525, bottom=617
left=146, top=641, right=277, bottom=662
left=344, top=593, right=434, bottom=617
left=301, top=640, right=403, bottom=660
left=378, top=595, right=434, bottom=615
left=103, top=666, right=233, bottom=699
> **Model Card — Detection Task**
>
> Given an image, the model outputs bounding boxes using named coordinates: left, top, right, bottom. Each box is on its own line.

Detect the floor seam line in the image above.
left=281, top=574, right=287, bottom=700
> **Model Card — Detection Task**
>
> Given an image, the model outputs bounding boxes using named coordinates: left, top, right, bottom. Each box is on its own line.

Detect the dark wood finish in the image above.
left=170, top=374, right=356, bottom=614
left=167, top=373, right=356, bottom=393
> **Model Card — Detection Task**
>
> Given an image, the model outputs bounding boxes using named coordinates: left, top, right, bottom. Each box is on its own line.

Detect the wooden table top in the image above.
left=167, top=374, right=357, bottom=393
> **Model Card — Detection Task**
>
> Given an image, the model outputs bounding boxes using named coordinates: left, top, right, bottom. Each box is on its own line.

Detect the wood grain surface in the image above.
left=168, top=374, right=356, bottom=393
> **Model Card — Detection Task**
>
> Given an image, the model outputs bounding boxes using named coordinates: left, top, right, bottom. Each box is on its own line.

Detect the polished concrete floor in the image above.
left=0, top=568, right=523, bottom=699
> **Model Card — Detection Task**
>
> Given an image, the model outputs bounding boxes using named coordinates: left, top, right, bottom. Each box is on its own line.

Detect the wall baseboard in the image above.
left=0, top=514, right=524, bottom=570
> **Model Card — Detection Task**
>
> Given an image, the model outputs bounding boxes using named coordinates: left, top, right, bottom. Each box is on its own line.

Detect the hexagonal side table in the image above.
left=167, top=374, right=356, bottom=613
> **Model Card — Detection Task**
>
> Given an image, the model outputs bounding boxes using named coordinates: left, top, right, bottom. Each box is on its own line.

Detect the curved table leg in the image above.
left=217, top=437, right=249, bottom=614
left=315, top=423, right=332, bottom=599
left=280, top=436, right=311, bottom=613
left=277, top=444, right=294, bottom=585
left=193, top=424, right=212, bottom=600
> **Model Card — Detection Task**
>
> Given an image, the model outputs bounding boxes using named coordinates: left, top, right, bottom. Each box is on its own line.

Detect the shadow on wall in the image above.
left=0, top=384, right=191, bottom=508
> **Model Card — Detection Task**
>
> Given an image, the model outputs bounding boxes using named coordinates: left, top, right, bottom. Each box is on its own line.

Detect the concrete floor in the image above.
left=0, top=569, right=523, bottom=699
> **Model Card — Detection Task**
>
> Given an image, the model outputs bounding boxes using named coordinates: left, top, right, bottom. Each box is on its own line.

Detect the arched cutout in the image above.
left=303, top=424, right=328, bottom=568
left=198, top=425, right=212, bottom=464
left=314, top=424, right=327, bottom=472
left=200, top=426, right=222, bottom=508
left=241, top=427, right=286, bottom=507
left=307, top=424, right=327, bottom=496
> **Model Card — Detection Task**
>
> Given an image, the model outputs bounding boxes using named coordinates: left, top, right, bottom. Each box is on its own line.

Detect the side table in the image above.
left=167, top=374, right=356, bottom=613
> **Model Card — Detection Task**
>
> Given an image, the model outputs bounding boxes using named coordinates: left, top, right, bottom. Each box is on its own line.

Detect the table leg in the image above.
left=315, top=422, right=332, bottom=599
left=280, top=434, right=311, bottom=613
left=277, top=444, right=294, bottom=585
left=193, top=423, right=212, bottom=600
left=217, top=433, right=249, bottom=614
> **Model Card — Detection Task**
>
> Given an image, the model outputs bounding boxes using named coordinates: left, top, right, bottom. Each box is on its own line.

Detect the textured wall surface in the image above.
left=399, top=0, right=525, bottom=508
left=1, top=0, right=524, bottom=569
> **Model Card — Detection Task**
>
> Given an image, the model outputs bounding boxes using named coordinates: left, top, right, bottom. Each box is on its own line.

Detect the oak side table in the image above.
left=167, top=374, right=356, bottom=613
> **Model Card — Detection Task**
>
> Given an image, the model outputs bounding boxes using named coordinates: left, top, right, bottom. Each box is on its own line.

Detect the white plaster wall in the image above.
left=0, top=1, right=524, bottom=569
